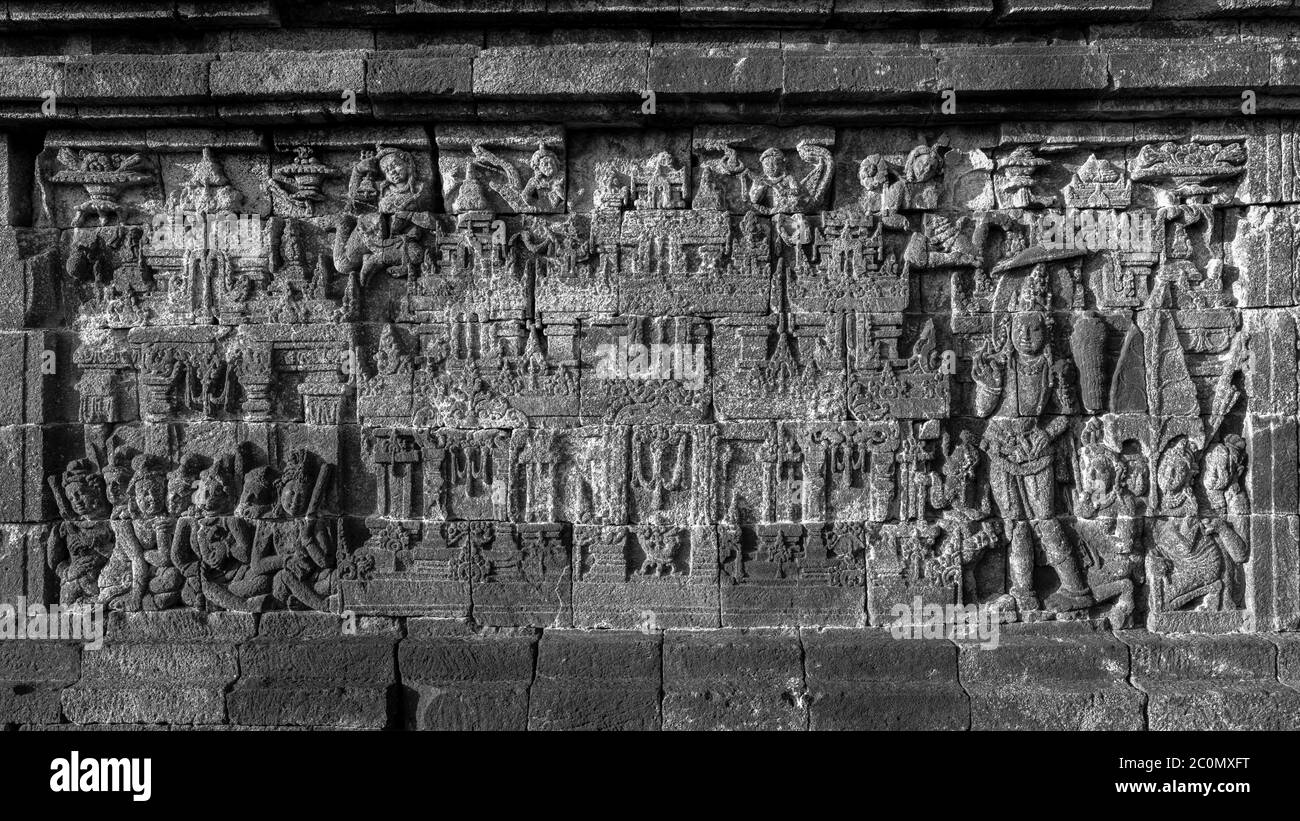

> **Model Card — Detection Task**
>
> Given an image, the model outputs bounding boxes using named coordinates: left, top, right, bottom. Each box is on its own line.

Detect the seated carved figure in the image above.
left=1074, top=432, right=1143, bottom=627
left=47, top=459, right=114, bottom=606
left=96, top=448, right=144, bottom=610
left=746, top=142, right=833, bottom=216
left=333, top=146, right=433, bottom=287
left=241, top=451, right=337, bottom=611
left=187, top=463, right=272, bottom=612
left=520, top=143, right=565, bottom=210
left=1150, top=516, right=1247, bottom=612
left=167, top=456, right=205, bottom=610
left=1149, top=439, right=1249, bottom=612
left=100, top=453, right=185, bottom=611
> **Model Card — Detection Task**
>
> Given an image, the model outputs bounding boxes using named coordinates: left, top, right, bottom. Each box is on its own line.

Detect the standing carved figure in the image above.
left=972, top=266, right=1093, bottom=615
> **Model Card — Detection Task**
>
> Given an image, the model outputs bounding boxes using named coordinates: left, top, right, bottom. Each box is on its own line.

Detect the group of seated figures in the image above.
left=46, top=447, right=341, bottom=613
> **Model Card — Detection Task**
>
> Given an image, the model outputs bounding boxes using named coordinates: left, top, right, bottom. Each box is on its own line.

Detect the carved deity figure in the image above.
left=95, top=448, right=145, bottom=610
left=334, top=145, right=432, bottom=286
left=521, top=143, right=565, bottom=210
left=638, top=151, right=685, bottom=210
left=747, top=142, right=833, bottom=215
left=46, top=460, right=114, bottom=606
left=855, top=154, right=908, bottom=230
left=972, top=266, right=1093, bottom=615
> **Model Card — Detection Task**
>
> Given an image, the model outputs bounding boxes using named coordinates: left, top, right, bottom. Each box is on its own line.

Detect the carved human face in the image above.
left=536, top=155, right=556, bottom=178
left=65, top=478, right=107, bottom=518
left=167, top=477, right=194, bottom=516
left=192, top=475, right=231, bottom=515
left=1084, top=456, right=1115, bottom=495
left=912, top=149, right=941, bottom=182
left=379, top=152, right=412, bottom=186
left=135, top=474, right=168, bottom=517
left=103, top=469, right=130, bottom=509
left=1200, top=445, right=1229, bottom=493
left=858, top=157, right=883, bottom=191
left=278, top=479, right=309, bottom=517
left=1011, top=312, right=1046, bottom=356
left=1158, top=449, right=1192, bottom=496
left=761, top=152, right=786, bottom=179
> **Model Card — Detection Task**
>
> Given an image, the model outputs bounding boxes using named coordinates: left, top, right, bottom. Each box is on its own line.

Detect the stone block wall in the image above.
left=4, top=0, right=1300, bottom=730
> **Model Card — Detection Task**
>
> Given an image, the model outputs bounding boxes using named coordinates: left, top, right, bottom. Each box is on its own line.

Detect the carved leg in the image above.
left=1008, top=521, right=1038, bottom=611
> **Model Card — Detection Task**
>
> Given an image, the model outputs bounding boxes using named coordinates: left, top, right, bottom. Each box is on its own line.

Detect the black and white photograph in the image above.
left=0, top=0, right=1292, bottom=807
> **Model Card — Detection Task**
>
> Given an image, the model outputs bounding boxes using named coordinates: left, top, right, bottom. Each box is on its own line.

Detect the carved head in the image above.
left=1083, top=446, right=1123, bottom=497
left=101, top=447, right=134, bottom=511
left=375, top=147, right=414, bottom=187
left=61, top=459, right=108, bottom=519
left=192, top=464, right=234, bottom=515
left=530, top=143, right=559, bottom=179
left=130, top=454, right=169, bottom=517
left=759, top=147, right=786, bottom=179
left=1009, top=264, right=1050, bottom=355
left=235, top=466, right=276, bottom=520
left=904, top=144, right=943, bottom=183
left=275, top=449, right=313, bottom=517
left=1157, top=439, right=1195, bottom=499
left=167, top=456, right=203, bottom=517
left=1010, top=311, right=1046, bottom=356
left=858, top=154, right=888, bottom=192
left=1201, top=434, right=1246, bottom=496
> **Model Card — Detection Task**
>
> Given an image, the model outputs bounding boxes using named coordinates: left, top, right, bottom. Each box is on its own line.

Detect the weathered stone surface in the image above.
left=962, top=629, right=1144, bottom=730
left=1, top=0, right=1298, bottom=734
left=225, top=635, right=395, bottom=728
left=662, top=628, right=805, bottom=730
left=529, top=630, right=660, bottom=730
left=400, top=624, right=536, bottom=730
left=803, top=628, right=967, bottom=730
left=1125, top=632, right=1300, bottom=731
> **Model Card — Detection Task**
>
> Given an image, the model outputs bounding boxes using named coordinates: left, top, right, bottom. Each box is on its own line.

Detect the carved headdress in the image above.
left=62, top=458, right=104, bottom=490
left=283, top=447, right=309, bottom=481
left=1016, top=263, right=1050, bottom=313
left=529, top=142, right=560, bottom=173
left=236, top=465, right=277, bottom=518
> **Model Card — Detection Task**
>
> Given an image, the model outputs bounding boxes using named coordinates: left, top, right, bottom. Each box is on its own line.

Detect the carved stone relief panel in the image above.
left=25, top=118, right=1276, bottom=638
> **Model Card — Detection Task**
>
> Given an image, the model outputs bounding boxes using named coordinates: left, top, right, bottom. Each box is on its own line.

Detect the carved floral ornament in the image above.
left=33, top=128, right=1263, bottom=635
